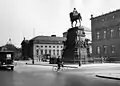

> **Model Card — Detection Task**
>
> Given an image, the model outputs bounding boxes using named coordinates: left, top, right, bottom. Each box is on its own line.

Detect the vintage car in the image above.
left=0, top=51, right=14, bottom=70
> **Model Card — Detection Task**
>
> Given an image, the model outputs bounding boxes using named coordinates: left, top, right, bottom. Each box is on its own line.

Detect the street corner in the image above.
left=96, top=73, right=120, bottom=80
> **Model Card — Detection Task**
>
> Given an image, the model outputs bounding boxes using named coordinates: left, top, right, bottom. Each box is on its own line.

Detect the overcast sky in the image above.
left=0, top=0, right=120, bottom=47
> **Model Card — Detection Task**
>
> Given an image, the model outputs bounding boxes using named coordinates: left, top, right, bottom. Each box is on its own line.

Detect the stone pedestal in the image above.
left=63, top=27, right=79, bottom=63
left=62, top=26, right=85, bottom=63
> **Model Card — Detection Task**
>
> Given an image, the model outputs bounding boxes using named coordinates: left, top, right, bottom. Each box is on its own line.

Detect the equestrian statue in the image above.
left=69, top=8, right=82, bottom=27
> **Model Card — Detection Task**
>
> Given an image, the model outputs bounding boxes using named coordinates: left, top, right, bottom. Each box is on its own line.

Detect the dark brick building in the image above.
left=91, top=9, right=120, bottom=62
left=21, top=37, right=33, bottom=60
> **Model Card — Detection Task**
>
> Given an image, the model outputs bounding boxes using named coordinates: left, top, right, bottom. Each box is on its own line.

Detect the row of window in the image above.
left=96, top=45, right=115, bottom=54
left=36, top=45, right=63, bottom=48
left=95, top=15, right=115, bottom=23
left=36, top=49, right=62, bottom=56
left=96, top=27, right=120, bottom=40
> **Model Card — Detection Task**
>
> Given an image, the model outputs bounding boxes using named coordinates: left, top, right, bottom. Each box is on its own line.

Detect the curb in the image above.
left=96, top=74, right=120, bottom=80
left=26, top=63, right=55, bottom=66
left=64, top=66, right=78, bottom=68
left=26, top=63, right=78, bottom=68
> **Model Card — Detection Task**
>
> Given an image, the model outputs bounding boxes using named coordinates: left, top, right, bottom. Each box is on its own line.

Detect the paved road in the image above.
left=0, top=62, right=120, bottom=86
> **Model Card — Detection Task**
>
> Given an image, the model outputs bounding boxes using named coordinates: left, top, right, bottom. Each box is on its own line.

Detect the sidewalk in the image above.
left=82, top=63, right=120, bottom=80
left=96, top=73, right=120, bottom=80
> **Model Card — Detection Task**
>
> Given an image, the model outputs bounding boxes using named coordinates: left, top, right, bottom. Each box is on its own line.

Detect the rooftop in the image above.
left=30, top=35, right=65, bottom=44
left=91, top=9, right=120, bottom=19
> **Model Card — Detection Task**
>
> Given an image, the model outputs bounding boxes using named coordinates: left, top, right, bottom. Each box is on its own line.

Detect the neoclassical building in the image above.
left=27, top=35, right=65, bottom=60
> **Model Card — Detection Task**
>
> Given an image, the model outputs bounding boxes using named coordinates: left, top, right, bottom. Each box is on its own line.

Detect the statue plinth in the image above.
left=62, top=26, right=87, bottom=64
left=62, top=27, right=80, bottom=63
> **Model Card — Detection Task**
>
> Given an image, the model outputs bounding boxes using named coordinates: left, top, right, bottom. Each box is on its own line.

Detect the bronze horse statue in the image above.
left=69, top=12, right=82, bottom=27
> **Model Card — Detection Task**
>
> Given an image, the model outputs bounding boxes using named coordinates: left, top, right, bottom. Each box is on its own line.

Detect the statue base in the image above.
left=62, top=26, right=87, bottom=64
left=62, top=27, right=80, bottom=64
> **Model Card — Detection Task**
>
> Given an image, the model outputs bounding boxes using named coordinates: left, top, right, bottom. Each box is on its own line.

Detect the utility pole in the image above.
left=32, top=28, right=35, bottom=64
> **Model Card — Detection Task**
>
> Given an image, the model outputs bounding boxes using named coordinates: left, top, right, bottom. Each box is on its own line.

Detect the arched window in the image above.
left=103, top=45, right=107, bottom=54
left=57, top=50, right=59, bottom=55
left=53, top=50, right=55, bottom=55
left=111, top=45, right=115, bottom=53
left=97, top=46, right=100, bottom=54
left=110, top=29, right=114, bottom=38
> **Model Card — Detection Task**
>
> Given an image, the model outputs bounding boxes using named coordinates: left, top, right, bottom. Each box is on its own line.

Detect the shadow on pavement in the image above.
left=96, top=74, right=120, bottom=80
left=0, top=67, right=12, bottom=71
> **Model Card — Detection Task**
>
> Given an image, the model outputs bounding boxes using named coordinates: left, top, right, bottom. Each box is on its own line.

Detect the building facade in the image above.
left=91, top=9, right=120, bottom=61
left=29, top=35, right=65, bottom=61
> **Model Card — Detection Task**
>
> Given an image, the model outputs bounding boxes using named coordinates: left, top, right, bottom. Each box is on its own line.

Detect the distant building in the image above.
left=21, top=37, right=30, bottom=60
left=91, top=9, right=120, bottom=62
left=21, top=35, right=65, bottom=61
left=0, top=44, right=22, bottom=60
left=63, top=32, right=67, bottom=38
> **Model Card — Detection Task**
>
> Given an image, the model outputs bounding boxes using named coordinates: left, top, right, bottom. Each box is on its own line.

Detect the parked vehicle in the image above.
left=0, top=51, right=14, bottom=70
left=41, top=54, right=50, bottom=62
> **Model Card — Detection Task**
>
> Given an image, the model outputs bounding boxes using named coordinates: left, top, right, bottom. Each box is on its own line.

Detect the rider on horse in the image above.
left=69, top=8, right=82, bottom=27
left=73, top=8, right=79, bottom=16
